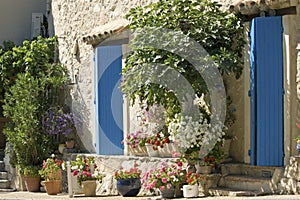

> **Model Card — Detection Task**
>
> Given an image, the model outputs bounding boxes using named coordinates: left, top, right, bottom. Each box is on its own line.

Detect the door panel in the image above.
left=250, top=17, right=284, bottom=166
left=95, top=45, right=123, bottom=155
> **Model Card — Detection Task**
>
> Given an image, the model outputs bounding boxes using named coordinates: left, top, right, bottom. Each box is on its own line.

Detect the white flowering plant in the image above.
left=168, top=94, right=225, bottom=164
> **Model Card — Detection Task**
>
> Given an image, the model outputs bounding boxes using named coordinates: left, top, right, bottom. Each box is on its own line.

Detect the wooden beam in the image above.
left=243, top=6, right=296, bottom=21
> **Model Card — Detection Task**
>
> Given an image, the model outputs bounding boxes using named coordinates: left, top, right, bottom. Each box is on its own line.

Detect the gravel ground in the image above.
left=1, top=192, right=300, bottom=200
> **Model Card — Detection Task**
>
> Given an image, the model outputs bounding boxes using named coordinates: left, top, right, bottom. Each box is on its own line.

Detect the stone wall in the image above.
left=280, top=156, right=300, bottom=194
left=51, top=0, right=157, bottom=153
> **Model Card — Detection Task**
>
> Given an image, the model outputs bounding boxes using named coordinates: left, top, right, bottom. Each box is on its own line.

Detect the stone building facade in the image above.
left=51, top=0, right=157, bottom=153
left=51, top=0, right=300, bottom=165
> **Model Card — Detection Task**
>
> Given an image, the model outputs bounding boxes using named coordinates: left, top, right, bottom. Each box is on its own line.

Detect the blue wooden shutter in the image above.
left=95, top=45, right=123, bottom=155
left=250, top=17, right=284, bottom=166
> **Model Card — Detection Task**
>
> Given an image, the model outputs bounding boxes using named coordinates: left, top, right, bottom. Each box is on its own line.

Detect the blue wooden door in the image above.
left=250, top=17, right=284, bottom=166
left=95, top=45, right=123, bottom=155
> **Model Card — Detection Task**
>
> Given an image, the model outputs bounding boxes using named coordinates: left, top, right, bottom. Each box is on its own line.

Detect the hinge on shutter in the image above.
left=248, top=149, right=251, bottom=156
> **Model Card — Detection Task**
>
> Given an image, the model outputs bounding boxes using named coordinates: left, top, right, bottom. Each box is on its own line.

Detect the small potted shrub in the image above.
left=71, top=155, right=103, bottom=196
left=182, top=172, right=200, bottom=198
left=39, top=155, right=63, bottom=195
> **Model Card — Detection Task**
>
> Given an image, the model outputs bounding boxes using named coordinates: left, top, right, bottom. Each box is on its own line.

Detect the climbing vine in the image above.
left=121, top=0, right=245, bottom=119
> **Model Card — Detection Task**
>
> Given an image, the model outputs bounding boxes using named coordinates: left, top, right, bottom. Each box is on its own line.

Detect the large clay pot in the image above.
left=81, top=180, right=97, bottom=196
left=44, top=180, right=61, bottom=195
left=116, top=178, right=141, bottom=197
left=24, top=176, right=41, bottom=192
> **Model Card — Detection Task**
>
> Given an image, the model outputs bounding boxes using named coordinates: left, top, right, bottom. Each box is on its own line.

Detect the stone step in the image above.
left=0, top=171, right=8, bottom=180
left=209, top=186, right=265, bottom=196
left=218, top=175, right=275, bottom=193
left=0, top=180, right=11, bottom=189
left=0, top=188, right=16, bottom=192
left=0, top=161, right=4, bottom=172
left=221, top=163, right=283, bottom=178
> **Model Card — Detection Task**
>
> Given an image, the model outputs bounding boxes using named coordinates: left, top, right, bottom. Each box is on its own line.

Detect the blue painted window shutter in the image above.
left=95, top=46, right=124, bottom=155
left=250, top=17, right=284, bottom=166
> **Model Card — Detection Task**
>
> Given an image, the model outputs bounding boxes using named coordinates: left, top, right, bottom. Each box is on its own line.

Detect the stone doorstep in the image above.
left=0, top=171, right=8, bottom=179
left=219, top=174, right=273, bottom=193
left=221, top=163, right=282, bottom=178
left=208, top=186, right=265, bottom=197
left=0, top=179, right=11, bottom=189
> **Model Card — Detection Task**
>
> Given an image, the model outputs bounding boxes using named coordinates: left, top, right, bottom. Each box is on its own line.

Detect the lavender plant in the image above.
left=42, top=107, right=76, bottom=140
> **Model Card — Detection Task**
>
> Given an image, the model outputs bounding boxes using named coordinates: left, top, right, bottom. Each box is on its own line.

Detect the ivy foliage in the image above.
left=1, top=36, right=67, bottom=167
left=121, top=0, right=245, bottom=119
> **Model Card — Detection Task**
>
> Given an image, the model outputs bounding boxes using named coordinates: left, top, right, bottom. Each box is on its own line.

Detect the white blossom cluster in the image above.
left=168, top=113, right=224, bottom=153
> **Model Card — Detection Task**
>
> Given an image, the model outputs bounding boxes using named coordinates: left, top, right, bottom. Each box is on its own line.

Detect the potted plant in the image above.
left=39, top=155, right=63, bottom=195
left=71, top=155, right=103, bottom=196
left=42, top=106, right=77, bottom=151
left=23, top=165, right=41, bottom=192
left=295, top=124, right=300, bottom=154
left=114, top=163, right=142, bottom=197
left=182, top=172, right=200, bottom=198
left=142, top=161, right=184, bottom=198
left=122, top=131, right=148, bottom=156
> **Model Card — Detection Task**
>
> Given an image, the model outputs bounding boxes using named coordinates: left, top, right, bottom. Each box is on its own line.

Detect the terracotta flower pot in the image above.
left=66, top=140, right=75, bottom=149
left=44, top=180, right=61, bottom=195
left=24, top=176, right=41, bottom=192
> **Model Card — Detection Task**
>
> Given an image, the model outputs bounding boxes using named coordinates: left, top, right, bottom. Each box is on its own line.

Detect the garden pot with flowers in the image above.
left=114, top=163, right=142, bottom=197
left=122, top=130, right=148, bottom=156
left=142, top=161, right=184, bottom=199
left=71, top=155, right=103, bottom=197
left=42, top=106, right=78, bottom=152
left=182, top=172, right=200, bottom=198
left=39, top=155, right=64, bottom=195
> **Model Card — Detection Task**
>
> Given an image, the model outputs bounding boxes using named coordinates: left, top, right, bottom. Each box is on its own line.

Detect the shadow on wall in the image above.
left=69, top=53, right=96, bottom=153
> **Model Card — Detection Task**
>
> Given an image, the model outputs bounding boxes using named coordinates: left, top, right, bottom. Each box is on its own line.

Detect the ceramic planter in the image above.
left=182, top=184, right=199, bottom=198
left=81, top=180, right=97, bottom=196
left=116, top=178, right=141, bottom=197
left=145, top=143, right=159, bottom=157
left=159, top=186, right=175, bottom=199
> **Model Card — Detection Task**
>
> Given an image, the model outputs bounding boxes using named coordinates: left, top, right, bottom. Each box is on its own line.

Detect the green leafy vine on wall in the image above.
left=121, top=0, right=245, bottom=120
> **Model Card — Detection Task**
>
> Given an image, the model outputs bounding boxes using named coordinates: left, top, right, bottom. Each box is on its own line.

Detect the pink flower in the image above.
left=156, top=174, right=161, bottom=178
left=72, top=170, right=78, bottom=176
left=162, top=177, right=168, bottom=183
left=167, top=183, right=172, bottom=189
left=160, top=186, right=165, bottom=191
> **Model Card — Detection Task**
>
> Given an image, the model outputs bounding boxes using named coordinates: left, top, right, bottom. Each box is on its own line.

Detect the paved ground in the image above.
left=1, top=192, right=300, bottom=200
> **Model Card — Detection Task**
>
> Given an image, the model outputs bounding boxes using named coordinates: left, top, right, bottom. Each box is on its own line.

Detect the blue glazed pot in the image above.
left=297, top=143, right=300, bottom=154
left=116, top=178, right=141, bottom=197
